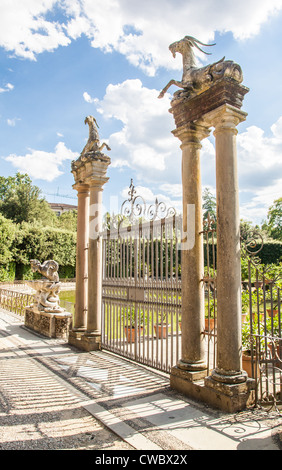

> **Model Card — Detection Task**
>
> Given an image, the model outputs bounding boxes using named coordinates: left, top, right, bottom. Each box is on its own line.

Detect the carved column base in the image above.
left=171, top=365, right=207, bottom=383
left=68, top=331, right=101, bottom=352
left=203, top=375, right=255, bottom=413
left=210, top=367, right=248, bottom=385
left=177, top=359, right=207, bottom=372
left=170, top=366, right=255, bottom=413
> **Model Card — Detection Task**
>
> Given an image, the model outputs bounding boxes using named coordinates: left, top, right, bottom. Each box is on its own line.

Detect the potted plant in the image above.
left=266, top=305, right=279, bottom=318
left=265, top=285, right=280, bottom=317
left=265, top=315, right=281, bottom=367
left=178, top=313, right=182, bottom=332
left=241, top=318, right=264, bottom=378
left=243, top=288, right=265, bottom=321
left=122, top=305, right=146, bottom=343
left=241, top=289, right=250, bottom=323
left=205, top=293, right=216, bottom=331
left=154, top=309, right=170, bottom=339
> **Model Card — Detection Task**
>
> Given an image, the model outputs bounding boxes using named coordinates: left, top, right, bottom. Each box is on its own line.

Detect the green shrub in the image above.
left=0, top=262, right=16, bottom=282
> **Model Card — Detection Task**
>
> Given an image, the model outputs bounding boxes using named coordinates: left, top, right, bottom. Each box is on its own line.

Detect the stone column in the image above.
left=205, top=104, right=248, bottom=384
left=86, top=179, right=104, bottom=338
left=79, top=155, right=110, bottom=351
left=172, top=123, right=210, bottom=374
left=72, top=183, right=89, bottom=331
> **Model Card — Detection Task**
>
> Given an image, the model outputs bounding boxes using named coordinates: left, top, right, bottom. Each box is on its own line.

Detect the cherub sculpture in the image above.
left=29, top=259, right=64, bottom=313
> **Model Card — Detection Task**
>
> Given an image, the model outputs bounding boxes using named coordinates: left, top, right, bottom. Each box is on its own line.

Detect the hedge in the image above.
left=0, top=216, right=77, bottom=282
left=0, top=262, right=16, bottom=282
left=204, top=239, right=282, bottom=267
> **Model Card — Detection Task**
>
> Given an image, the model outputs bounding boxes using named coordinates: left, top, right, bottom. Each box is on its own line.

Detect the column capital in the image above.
left=201, top=103, right=247, bottom=135
left=72, top=182, right=89, bottom=193
left=85, top=176, right=109, bottom=190
left=172, top=122, right=211, bottom=148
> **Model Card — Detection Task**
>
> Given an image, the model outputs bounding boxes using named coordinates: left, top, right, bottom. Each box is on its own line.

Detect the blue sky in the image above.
left=1, top=0, right=282, bottom=225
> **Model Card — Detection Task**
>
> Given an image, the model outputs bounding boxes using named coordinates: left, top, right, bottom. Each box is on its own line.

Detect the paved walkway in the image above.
left=0, top=309, right=281, bottom=451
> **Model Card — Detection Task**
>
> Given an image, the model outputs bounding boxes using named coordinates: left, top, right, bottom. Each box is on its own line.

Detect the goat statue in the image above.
left=71, top=116, right=111, bottom=171
left=158, top=36, right=243, bottom=100
left=81, top=116, right=111, bottom=156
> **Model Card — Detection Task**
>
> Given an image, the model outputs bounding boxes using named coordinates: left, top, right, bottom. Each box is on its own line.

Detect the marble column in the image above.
left=206, top=104, right=248, bottom=384
left=72, top=183, right=89, bottom=331
left=172, top=123, right=210, bottom=373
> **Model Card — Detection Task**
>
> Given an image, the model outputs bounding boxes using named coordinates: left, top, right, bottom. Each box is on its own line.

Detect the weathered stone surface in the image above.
left=25, top=307, right=71, bottom=339
left=170, top=366, right=255, bottom=413
left=27, top=259, right=65, bottom=313
left=169, top=78, right=249, bottom=129
left=168, top=36, right=250, bottom=412
left=69, top=116, right=110, bottom=352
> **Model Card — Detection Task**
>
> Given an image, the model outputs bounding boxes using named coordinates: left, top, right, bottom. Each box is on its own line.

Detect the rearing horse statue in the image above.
left=158, top=36, right=243, bottom=99
left=81, top=115, right=111, bottom=156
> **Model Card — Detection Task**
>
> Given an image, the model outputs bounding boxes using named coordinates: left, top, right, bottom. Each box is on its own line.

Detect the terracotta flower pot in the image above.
left=205, top=317, right=215, bottom=331
left=267, top=342, right=281, bottom=368
left=242, top=352, right=260, bottom=378
left=267, top=308, right=278, bottom=317
left=154, top=324, right=170, bottom=339
left=124, top=327, right=143, bottom=343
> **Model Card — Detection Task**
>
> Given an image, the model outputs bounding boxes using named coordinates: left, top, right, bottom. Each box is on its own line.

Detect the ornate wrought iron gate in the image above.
left=101, top=181, right=182, bottom=373
left=241, top=230, right=282, bottom=410
left=101, top=181, right=281, bottom=410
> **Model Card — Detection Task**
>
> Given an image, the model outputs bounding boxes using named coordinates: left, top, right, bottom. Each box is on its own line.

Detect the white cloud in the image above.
left=93, top=78, right=180, bottom=181
left=0, top=0, right=70, bottom=60
left=86, top=76, right=282, bottom=224
left=0, top=83, right=14, bottom=93
left=62, top=0, right=282, bottom=75
left=83, top=91, right=98, bottom=104
left=5, top=142, right=78, bottom=182
left=237, top=117, right=282, bottom=223
left=1, top=0, right=282, bottom=72
left=7, top=117, right=20, bottom=126
left=159, top=183, right=182, bottom=199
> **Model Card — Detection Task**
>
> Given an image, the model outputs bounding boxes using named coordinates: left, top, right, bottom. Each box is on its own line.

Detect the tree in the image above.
left=0, top=214, right=16, bottom=264
left=56, top=209, right=77, bottom=231
left=0, top=173, right=56, bottom=225
left=264, top=197, right=282, bottom=241
left=202, top=187, right=216, bottom=227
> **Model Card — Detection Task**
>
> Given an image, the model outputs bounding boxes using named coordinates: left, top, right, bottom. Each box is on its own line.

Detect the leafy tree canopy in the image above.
left=202, top=187, right=216, bottom=227
left=264, top=197, right=282, bottom=241
left=0, top=172, right=57, bottom=225
left=0, top=214, right=16, bottom=264
left=56, top=209, right=77, bottom=231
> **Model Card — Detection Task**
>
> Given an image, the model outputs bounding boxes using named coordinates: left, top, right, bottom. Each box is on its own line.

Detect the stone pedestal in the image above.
left=25, top=307, right=71, bottom=339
